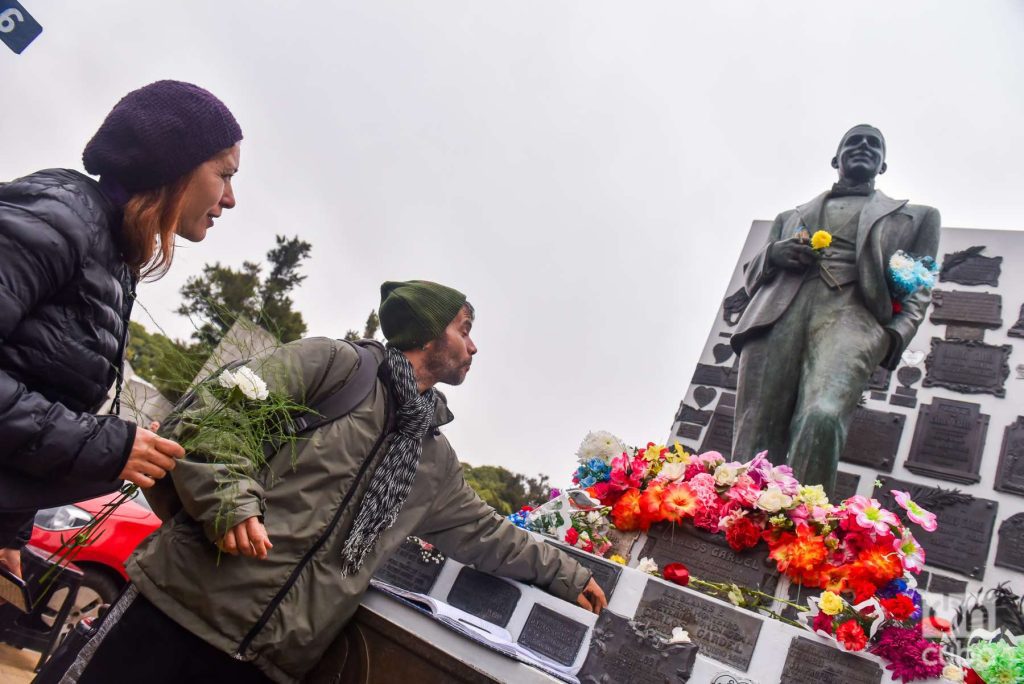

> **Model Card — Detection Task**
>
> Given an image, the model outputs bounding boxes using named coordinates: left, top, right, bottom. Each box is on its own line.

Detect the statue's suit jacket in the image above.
left=731, top=190, right=941, bottom=370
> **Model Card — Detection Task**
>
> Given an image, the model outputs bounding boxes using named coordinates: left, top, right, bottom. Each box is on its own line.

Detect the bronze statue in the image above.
left=730, top=125, right=940, bottom=498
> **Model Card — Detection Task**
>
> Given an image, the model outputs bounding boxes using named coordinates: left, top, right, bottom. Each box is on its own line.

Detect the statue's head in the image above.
left=831, top=124, right=887, bottom=183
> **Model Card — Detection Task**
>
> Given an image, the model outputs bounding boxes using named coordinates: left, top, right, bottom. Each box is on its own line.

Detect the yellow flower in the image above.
left=810, top=230, right=832, bottom=250
left=819, top=590, right=844, bottom=616
left=641, top=444, right=665, bottom=463
left=667, top=442, right=691, bottom=464
left=609, top=554, right=626, bottom=565
left=798, top=484, right=828, bottom=507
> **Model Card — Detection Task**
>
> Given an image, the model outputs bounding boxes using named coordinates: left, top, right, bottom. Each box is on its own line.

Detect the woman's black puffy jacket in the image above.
left=0, top=169, right=137, bottom=544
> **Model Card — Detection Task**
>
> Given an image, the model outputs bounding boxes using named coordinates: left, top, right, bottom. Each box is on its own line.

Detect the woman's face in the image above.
left=176, top=143, right=241, bottom=242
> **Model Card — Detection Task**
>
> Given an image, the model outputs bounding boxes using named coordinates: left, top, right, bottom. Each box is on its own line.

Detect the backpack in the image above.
left=142, top=340, right=381, bottom=521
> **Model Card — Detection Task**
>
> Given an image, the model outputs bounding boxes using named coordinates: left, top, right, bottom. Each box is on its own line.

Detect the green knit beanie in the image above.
left=379, top=280, right=467, bottom=350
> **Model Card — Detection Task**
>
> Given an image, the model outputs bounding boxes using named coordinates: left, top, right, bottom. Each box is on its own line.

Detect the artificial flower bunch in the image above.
left=888, top=249, right=939, bottom=300
left=963, top=637, right=1024, bottom=684
left=508, top=490, right=613, bottom=557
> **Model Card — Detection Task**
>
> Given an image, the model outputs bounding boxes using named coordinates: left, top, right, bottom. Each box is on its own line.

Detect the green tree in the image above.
left=177, top=235, right=312, bottom=347
left=343, top=310, right=381, bottom=342
left=125, top=321, right=204, bottom=400
left=461, top=464, right=552, bottom=515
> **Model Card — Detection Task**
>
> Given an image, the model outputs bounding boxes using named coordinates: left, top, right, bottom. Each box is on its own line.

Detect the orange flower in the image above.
left=611, top=488, right=645, bottom=531
left=660, top=483, right=698, bottom=523
left=768, top=524, right=828, bottom=586
left=855, top=544, right=904, bottom=587
left=639, top=484, right=666, bottom=526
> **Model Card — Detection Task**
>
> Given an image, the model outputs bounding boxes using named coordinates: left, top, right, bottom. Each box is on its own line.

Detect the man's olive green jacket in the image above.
left=127, top=338, right=590, bottom=683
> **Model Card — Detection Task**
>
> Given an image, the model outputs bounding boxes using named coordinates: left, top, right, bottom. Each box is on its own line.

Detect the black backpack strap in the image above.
left=289, top=342, right=380, bottom=435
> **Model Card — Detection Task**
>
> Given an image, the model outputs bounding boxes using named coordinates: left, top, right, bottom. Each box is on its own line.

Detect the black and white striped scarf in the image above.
left=340, top=346, right=437, bottom=576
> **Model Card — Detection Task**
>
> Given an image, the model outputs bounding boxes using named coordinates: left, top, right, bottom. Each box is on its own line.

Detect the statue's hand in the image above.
left=769, top=237, right=817, bottom=271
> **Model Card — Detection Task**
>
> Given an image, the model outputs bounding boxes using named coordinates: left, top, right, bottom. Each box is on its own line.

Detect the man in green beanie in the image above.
left=58, top=279, right=606, bottom=684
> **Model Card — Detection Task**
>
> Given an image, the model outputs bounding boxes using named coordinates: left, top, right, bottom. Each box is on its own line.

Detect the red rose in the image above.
left=663, top=563, right=690, bottom=587
left=565, top=528, right=579, bottom=545
left=880, top=595, right=915, bottom=621
left=835, top=619, right=868, bottom=651
left=521, top=505, right=534, bottom=512
left=725, top=517, right=762, bottom=552
left=891, top=298, right=903, bottom=315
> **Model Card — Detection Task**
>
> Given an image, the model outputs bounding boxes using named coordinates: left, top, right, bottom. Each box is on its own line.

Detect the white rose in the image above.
left=656, top=461, right=687, bottom=483
left=576, top=430, right=628, bottom=465
left=713, top=464, right=738, bottom=487
left=668, top=627, right=691, bottom=644
left=636, top=557, right=659, bottom=575
left=232, top=366, right=269, bottom=401
left=756, top=486, right=793, bottom=513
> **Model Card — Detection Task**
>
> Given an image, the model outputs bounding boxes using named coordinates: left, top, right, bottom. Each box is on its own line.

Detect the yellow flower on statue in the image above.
left=810, top=230, right=832, bottom=250
left=819, top=590, right=844, bottom=616
left=609, top=554, right=627, bottom=565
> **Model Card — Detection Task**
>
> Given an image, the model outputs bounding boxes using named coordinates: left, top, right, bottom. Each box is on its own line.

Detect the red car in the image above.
left=30, top=492, right=161, bottom=635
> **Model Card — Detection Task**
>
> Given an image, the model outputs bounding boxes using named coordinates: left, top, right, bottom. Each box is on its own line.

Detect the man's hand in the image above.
left=119, top=421, right=185, bottom=489
left=769, top=236, right=817, bottom=271
left=576, top=577, right=607, bottom=615
left=218, top=516, right=273, bottom=560
left=0, top=547, right=22, bottom=605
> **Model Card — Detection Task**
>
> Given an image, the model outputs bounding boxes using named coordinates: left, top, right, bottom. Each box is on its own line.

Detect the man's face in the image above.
left=423, top=306, right=477, bottom=386
left=833, top=127, right=886, bottom=183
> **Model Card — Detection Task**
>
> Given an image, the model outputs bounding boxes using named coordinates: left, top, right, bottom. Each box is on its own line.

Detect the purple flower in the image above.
left=869, top=626, right=946, bottom=682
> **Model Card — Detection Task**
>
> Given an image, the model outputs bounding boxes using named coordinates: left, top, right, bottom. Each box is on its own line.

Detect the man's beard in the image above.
left=424, top=338, right=469, bottom=386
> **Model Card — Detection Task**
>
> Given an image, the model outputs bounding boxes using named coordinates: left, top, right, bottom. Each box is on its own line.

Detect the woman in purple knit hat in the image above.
left=0, top=81, right=243, bottom=593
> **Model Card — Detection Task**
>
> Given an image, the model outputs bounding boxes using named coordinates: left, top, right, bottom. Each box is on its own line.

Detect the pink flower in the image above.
left=891, top=490, right=938, bottom=532
left=724, top=474, right=762, bottom=507
left=766, top=464, right=800, bottom=496
left=745, top=451, right=772, bottom=487
left=609, top=452, right=642, bottom=491
left=845, top=495, right=900, bottom=535
left=688, top=473, right=720, bottom=507
left=788, top=503, right=810, bottom=526
left=893, top=529, right=926, bottom=572
left=698, top=451, right=725, bottom=467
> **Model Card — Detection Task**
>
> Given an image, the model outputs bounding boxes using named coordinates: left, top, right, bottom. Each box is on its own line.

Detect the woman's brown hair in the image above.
left=120, top=169, right=195, bottom=280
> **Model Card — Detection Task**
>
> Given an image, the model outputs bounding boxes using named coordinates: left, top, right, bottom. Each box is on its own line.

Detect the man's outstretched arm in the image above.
left=416, top=447, right=605, bottom=614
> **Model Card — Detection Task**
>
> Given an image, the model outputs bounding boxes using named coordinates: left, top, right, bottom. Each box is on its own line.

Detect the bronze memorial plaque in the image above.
left=923, top=337, right=1011, bottom=398
left=939, top=246, right=1002, bottom=287
left=994, top=417, right=1024, bottom=498
left=516, top=604, right=588, bottom=667
left=877, top=476, right=997, bottom=580
left=929, top=289, right=1003, bottom=329
left=995, top=514, right=1024, bottom=574
left=700, top=403, right=735, bottom=458
left=640, top=522, right=778, bottom=594
left=905, top=398, right=989, bottom=484
left=578, top=610, right=698, bottom=684
left=839, top=406, right=905, bottom=472
left=692, top=363, right=738, bottom=391
left=780, top=636, right=882, bottom=684
left=635, top=580, right=762, bottom=671
left=373, top=538, right=445, bottom=594
left=446, top=566, right=521, bottom=627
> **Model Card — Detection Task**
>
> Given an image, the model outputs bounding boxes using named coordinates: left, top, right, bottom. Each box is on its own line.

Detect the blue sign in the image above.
left=0, top=1, right=42, bottom=54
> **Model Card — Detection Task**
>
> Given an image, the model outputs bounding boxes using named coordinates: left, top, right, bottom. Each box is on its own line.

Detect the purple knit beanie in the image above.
left=83, top=80, right=242, bottom=197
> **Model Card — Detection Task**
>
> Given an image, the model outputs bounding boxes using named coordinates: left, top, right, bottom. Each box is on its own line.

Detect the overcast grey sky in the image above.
left=3, top=1, right=1023, bottom=485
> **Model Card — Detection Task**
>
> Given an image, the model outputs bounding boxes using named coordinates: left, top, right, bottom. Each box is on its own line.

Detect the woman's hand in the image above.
left=118, top=421, right=185, bottom=488
left=218, top=516, right=273, bottom=560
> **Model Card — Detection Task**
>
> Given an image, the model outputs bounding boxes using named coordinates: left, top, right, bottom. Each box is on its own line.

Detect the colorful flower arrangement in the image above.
left=527, top=432, right=963, bottom=682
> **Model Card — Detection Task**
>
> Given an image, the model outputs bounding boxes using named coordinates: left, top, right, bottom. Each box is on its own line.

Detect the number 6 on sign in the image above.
left=0, top=8, right=24, bottom=33
left=0, top=1, right=42, bottom=54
